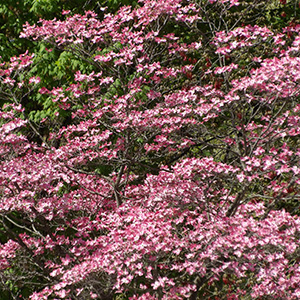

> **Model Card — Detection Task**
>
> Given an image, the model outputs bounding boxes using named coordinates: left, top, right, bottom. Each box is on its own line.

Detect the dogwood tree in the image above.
left=1, top=0, right=300, bottom=299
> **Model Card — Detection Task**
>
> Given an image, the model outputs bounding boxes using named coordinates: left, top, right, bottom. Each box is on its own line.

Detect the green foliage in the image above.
left=107, top=0, right=138, bottom=10
left=28, top=0, right=60, bottom=14
left=0, top=0, right=133, bottom=60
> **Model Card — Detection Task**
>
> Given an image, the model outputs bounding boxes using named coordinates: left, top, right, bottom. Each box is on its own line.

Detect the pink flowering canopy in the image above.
left=1, top=0, right=300, bottom=299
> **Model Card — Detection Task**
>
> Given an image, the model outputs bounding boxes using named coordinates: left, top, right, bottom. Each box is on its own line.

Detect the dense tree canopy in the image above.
left=1, top=0, right=300, bottom=299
